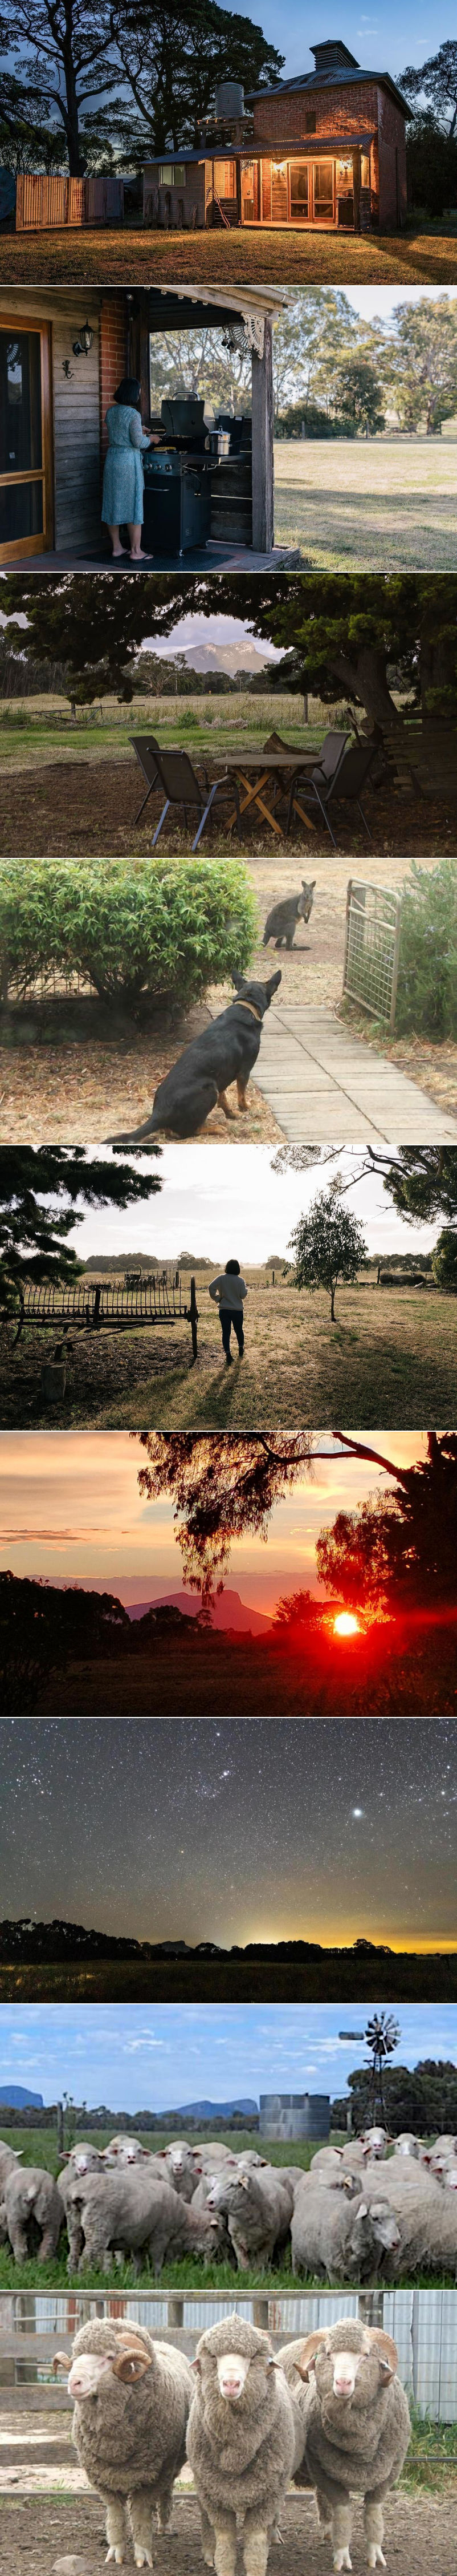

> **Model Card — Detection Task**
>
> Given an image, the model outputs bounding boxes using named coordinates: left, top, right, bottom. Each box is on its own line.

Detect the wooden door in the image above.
left=0, top=319, right=53, bottom=561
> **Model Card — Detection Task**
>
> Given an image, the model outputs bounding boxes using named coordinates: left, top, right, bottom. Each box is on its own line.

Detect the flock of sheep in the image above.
left=52, top=2309, right=411, bottom=2576
left=2, top=2123, right=457, bottom=2283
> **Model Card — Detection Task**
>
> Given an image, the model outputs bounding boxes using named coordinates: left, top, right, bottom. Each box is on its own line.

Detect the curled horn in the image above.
left=112, top=2345, right=153, bottom=2383
left=293, top=2329, right=329, bottom=2381
left=369, top=2329, right=398, bottom=2376
left=52, top=2352, right=71, bottom=2375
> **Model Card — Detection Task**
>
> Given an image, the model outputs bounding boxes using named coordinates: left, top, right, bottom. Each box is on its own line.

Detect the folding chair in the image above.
left=285, top=740, right=375, bottom=849
left=130, top=739, right=241, bottom=848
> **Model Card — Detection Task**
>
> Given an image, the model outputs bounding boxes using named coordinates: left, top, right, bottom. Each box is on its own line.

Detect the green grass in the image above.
left=0, top=691, right=333, bottom=771
left=403, top=2408, right=457, bottom=2489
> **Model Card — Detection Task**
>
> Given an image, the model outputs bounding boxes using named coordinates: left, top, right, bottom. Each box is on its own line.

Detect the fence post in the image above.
left=190, top=1276, right=198, bottom=1362
left=167, top=2296, right=185, bottom=2328
left=56, top=2101, right=64, bottom=2154
left=252, top=2296, right=270, bottom=2331
left=357, top=2289, right=384, bottom=2331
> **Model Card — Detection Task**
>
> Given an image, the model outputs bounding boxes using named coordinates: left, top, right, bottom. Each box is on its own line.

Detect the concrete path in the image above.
left=254, top=1005, right=457, bottom=1141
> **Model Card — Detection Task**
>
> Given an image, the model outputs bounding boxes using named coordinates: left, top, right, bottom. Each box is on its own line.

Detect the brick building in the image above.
left=143, top=39, right=410, bottom=233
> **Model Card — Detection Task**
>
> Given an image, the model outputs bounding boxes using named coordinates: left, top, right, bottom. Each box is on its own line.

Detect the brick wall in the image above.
left=252, top=76, right=407, bottom=228
left=99, top=295, right=129, bottom=458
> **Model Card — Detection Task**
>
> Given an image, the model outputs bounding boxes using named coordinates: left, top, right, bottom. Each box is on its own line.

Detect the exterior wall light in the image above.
left=72, top=320, right=94, bottom=357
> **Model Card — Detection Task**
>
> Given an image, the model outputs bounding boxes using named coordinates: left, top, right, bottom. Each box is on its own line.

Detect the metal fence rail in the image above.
left=0, top=2289, right=455, bottom=2431
left=21, top=1271, right=194, bottom=1329
left=343, top=878, right=402, bottom=1030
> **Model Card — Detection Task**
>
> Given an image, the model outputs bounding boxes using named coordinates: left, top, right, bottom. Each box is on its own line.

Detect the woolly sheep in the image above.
left=54, top=2316, right=193, bottom=2570
left=158, top=2141, right=202, bottom=2199
left=186, top=2310, right=304, bottom=2576
left=206, top=2166, right=292, bottom=2271
left=391, top=2134, right=421, bottom=2158
left=102, top=2134, right=156, bottom=2166
left=279, top=2318, right=410, bottom=2574
left=360, top=2158, right=457, bottom=2277
left=75, top=2165, right=223, bottom=2277
left=0, top=2140, right=23, bottom=2193
left=291, top=2183, right=401, bottom=2283
left=0, top=2163, right=64, bottom=2263
left=58, top=2146, right=107, bottom=2273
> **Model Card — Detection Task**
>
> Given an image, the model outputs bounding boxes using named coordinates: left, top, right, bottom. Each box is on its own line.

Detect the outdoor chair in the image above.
left=130, top=737, right=241, bottom=848
left=262, top=727, right=352, bottom=825
left=285, top=739, right=375, bottom=848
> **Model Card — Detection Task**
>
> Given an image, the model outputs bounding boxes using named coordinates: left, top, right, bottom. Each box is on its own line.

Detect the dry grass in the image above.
left=3, top=1277, right=455, bottom=1431
left=274, top=438, right=457, bottom=570
left=2, top=224, right=457, bottom=286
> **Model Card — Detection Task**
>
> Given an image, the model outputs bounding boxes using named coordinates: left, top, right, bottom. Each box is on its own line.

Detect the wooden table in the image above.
left=224, top=751, right=317, bottom=837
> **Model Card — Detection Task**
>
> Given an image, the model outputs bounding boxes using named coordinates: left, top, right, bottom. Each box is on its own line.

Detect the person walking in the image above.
left=209, top=1258, right=248, bottom=1364
left=101, top=376, right=160, bottom=561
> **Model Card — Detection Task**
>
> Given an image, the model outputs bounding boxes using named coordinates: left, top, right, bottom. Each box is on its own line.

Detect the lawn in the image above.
left=2, top=223, right=457, bottom=286
left=274, top=437, right=457, bottom=570
left=2, top=1278, right=455, bottom=1431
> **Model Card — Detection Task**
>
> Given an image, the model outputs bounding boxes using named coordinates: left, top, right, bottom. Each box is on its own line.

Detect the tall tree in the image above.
left=384, top=297, right=457, bottom=435
left=135, top=1431, right=451, bottom=1608
left=4, top=573, right=456, bottom=729
left=288, top=1186, right=367, bottom=1321
left=401, top=42, right=457, bottom=137
left=0, top=0, right=120, bottom=174
left=109, top=0, right=283, bottom=154
left=316, top=1433, right=457, bottom=1617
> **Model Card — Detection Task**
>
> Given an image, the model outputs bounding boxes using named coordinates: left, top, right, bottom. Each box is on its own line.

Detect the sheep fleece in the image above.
left=186, top=2314, right=299, bottom=2518
left=70, top=2319, right=193, bottom=2496
left=280, top=2326, right=410, bottom=2494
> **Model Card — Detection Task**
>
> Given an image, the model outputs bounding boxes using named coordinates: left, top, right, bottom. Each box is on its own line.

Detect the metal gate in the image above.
left=343, top=878, right=402, bottom=1031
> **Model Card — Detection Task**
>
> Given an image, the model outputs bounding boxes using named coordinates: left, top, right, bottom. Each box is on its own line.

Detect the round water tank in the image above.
left=259, top=2093, right=330, bottom=2142
left=214, top=81, right=244, bottom=119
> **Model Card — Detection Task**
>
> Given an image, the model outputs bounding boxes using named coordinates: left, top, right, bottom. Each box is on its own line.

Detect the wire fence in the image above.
left=343, top=878, right=402, bottom=1030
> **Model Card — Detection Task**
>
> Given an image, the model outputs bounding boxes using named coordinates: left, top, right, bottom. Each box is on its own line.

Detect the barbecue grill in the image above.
left=142, top=395, right=213, bottom=554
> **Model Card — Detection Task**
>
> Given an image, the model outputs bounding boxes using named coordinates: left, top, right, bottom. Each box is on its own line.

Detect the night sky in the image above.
left=1, top=1719, right=456, bottom=1954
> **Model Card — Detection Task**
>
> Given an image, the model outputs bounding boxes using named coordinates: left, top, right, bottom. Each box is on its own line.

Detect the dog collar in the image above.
left=233, top=1000, right=263, bottom=1024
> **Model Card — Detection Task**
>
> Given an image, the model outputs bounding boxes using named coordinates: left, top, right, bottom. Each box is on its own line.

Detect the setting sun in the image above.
left=333, top=1611, right=361, bottom=1638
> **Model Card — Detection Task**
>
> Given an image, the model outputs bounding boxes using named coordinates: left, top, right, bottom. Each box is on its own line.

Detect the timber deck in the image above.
left=254, top=1005, right=457, bottom=1141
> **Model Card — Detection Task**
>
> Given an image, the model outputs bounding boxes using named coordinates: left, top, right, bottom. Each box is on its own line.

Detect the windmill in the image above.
left=363, top=2012, right=401, bottom=2125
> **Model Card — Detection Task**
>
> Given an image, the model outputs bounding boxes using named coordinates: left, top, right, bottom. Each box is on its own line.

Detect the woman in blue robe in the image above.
left=101, top=375, right=160, bottom=561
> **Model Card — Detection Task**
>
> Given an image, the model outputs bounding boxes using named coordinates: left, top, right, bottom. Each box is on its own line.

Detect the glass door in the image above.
left=312, top=161, right=334, bottom=222
left=0, top=323, right=52, bottom=561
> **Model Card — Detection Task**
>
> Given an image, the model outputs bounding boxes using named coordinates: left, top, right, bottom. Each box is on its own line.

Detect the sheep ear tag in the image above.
left=239, top=2174, right=250, bottom=2190
left=113, top=2351, right=153, bottom=2381
left=370, top=2331, right=398, bottom=2377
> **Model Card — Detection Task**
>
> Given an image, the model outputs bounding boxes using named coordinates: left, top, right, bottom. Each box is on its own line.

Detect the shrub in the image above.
left=0, top=857, right=256, bottom=1012
left=395, top=858, right=457, bottom=1038
left=431, top=1229, right=457, bottom=1292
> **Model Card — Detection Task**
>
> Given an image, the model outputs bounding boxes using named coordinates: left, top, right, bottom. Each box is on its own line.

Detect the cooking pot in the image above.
left=207, top=428, right=231, bottom=456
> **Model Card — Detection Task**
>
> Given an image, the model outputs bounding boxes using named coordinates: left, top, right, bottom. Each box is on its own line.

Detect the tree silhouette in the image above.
left=271, top=1146, right=457, bottom=1226
left=431, top=1229, right=457, bottom=1293
left=136, top=1432, right=455, bottom=1613
left=316, top=1433, right=457, bottom=1618
left=0, top=1147, right=161, bottom=1342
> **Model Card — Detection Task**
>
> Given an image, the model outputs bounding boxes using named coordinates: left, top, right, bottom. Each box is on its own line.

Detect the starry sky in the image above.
left=65, top=1145, right=439, bottom=1268
left=1, top=1998, right=455, bottom=2111
left=0, top=1431, right=430, bottom=1599
left=1, top=1719, right=456, bottom=1954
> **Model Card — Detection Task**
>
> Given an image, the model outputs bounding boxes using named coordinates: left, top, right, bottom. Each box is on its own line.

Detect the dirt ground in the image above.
left=1, top=851, right=455, bottom=1140
left=1, top=2484, right=456, bottom=2576
left=1, top=753, right=454, bottom=863
left=2, top=1282, right=455, bottom=1431
left=1, top=224, right=456, bottom=285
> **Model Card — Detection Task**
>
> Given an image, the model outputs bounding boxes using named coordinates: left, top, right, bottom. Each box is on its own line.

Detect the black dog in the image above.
left=106, top=971, right=282, bottom=1142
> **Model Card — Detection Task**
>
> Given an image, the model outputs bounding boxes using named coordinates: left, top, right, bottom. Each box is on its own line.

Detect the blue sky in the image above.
left=1, top=2004, right=455, bottom=2109
left=262, top=15, right=452, bottom=95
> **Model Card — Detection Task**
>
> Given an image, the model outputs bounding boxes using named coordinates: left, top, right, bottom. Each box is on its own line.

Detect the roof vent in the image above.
left=311, top=39, right=359, bottom=68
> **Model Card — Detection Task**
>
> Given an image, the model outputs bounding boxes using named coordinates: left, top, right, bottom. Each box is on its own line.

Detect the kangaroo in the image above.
left=263, top=880, right=316, bottom=950
left=106, top=971, right=282, bottom=1143
left=40, top=1334, right=73, bottom=1406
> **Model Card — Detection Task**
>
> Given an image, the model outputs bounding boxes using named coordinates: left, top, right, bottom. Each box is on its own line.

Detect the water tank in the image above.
left=259, top=2092, right=330, bottom=2142
left=214, top=81, right=244, bottom=120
